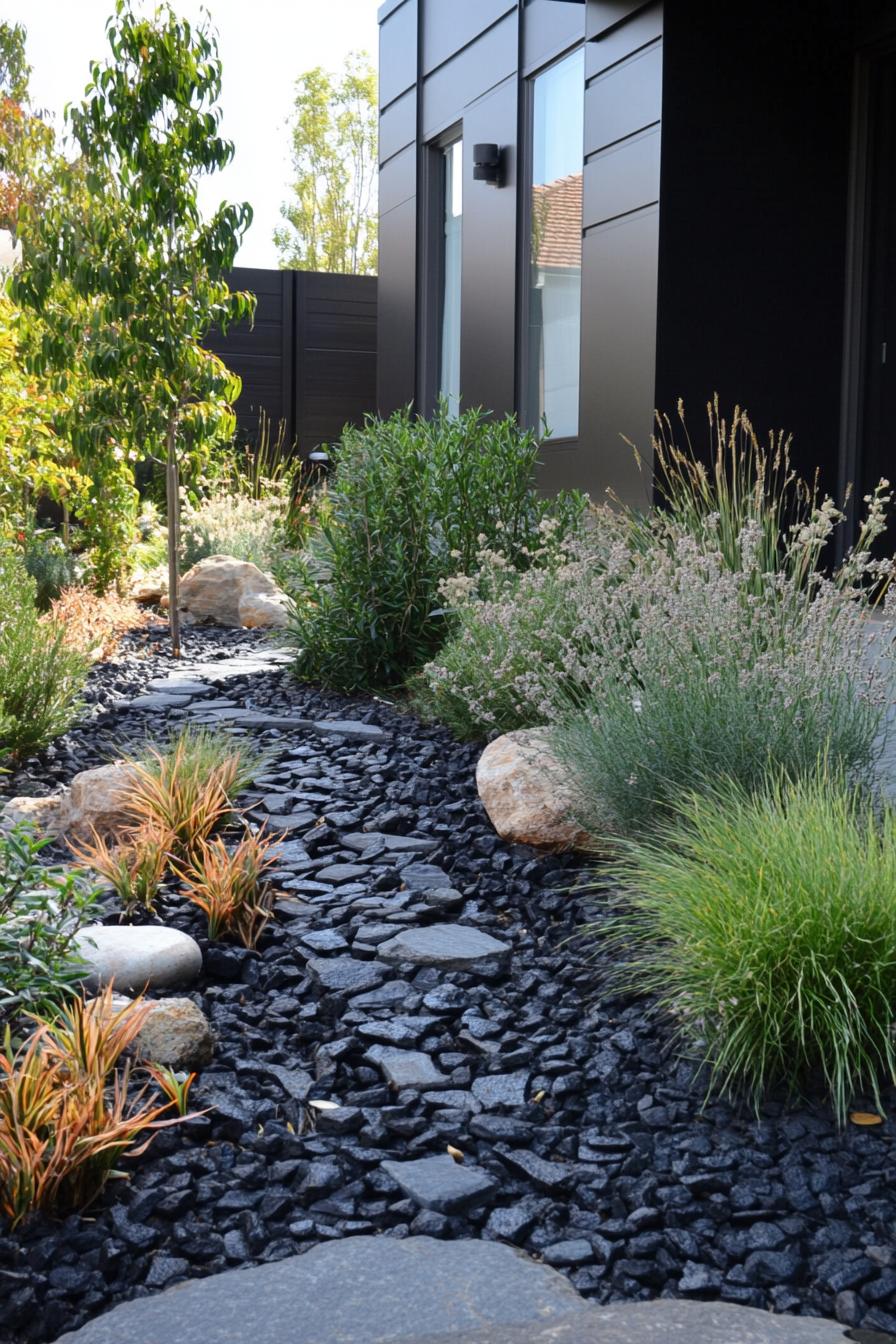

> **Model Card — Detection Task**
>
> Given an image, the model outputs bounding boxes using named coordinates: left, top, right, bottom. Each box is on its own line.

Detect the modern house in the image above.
left=376, top=0, right=896, bottom=521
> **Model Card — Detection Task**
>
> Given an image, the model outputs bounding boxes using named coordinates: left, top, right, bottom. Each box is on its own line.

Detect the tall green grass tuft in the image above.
left=588, top=769, right=896, bottom=1123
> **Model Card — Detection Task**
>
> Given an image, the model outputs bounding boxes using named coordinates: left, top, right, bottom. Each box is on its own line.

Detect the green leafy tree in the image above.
left=0, top=20, right=53, bottom=238
left=275, top=52, right=377, bottom=274
left=12, top=1, right=253, bottom=642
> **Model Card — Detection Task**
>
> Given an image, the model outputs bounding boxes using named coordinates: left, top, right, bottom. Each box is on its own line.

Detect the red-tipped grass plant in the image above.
left=122, top=727, right=263, bottom=862
left=0, top=989, right=188, bottom=1228
left=176, top=826, right=280, bottom=948
left=68, top=823, right=171, bottom=917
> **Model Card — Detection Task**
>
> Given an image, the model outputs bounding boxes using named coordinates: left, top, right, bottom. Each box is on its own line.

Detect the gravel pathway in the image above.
left=1, top=626, right=894, bottom=1344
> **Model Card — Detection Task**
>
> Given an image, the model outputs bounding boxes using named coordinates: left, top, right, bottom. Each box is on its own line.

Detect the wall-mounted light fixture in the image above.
left=473, top=143, right=503, bottom=186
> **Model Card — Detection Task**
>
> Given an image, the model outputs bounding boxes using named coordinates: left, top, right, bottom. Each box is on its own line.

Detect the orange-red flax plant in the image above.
left=122, top=734, right=245, bottom=861
left=68, top=823, right=171, bottom=917
left=0, top=989, right=187, bottom=1228
left=177, top=827, right=279, bottom=948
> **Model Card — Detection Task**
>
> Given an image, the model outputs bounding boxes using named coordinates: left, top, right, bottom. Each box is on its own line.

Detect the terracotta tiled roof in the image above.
left=532, top=172, right=583, bottom=270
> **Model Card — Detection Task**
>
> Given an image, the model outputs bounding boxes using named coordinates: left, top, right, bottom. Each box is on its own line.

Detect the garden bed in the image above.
left=1, top=626, right=895, bottom=1344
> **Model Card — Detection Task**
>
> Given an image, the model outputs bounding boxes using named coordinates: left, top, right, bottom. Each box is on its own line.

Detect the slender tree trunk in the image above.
left=165, top=412, right=181, bottom=658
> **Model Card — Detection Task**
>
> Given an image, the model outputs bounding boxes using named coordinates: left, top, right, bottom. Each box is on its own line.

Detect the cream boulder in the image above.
left=178, top=555, right=290, bottom=629
left=475, top=727, right=593, bottom=851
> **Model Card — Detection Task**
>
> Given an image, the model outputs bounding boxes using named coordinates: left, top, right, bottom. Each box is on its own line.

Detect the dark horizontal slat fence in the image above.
left=206, top=267, right=377, bottom=454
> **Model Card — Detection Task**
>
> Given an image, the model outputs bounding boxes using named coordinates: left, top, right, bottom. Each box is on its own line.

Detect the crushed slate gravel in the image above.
left=1, top=625, right=895, bottom=1344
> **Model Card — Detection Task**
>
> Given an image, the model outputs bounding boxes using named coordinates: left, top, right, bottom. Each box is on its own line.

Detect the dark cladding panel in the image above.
left=523, top=0, right=586, bottom=73
left=379, top=0, right=417, bottom=110
left=655, top=1, right=850, bottom=493
left=421, top=12, right=517, bottom=139
left=377, top=198, right=417, bottom=413
left=587, top=1, right=662, bottom=77
left=574, top=206, right=660, bottom=507
left=380, top=88, right=416, bottom=165
left=379, top=144, right=417, bottom=214
left=422, top=0, right=516, bottom=74
left=460, top=76, right=518, bottom=415
left=583, top=123, right=661, bottom=226
left=586, top=0, right=648, bottom=40
left=585, top=40, right=662, bottom=152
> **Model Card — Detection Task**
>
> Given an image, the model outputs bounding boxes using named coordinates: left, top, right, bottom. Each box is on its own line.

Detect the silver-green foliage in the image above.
left=0, top=826, right=100, bottom=1030
left=588, top=770, right=896, bottom=1122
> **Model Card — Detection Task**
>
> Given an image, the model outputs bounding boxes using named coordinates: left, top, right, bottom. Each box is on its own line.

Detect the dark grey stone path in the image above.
left=52, top=1237, right=848, bottom=1344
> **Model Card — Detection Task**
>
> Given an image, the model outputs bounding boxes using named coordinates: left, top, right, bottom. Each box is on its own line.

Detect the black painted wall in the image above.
left=654, top=3, right=853, bottom=494
left=207, top=267, right=377, bottom=454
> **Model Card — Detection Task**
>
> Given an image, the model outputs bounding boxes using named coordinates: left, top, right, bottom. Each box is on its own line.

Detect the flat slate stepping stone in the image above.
left=311, top=719, right=386, bottom=740
left=307, top=955, right=385, bottom=996
left=300, top=928, right=349, bottom=954
left=343, top=831, right=438, bottom=854
left=377, top=923, right=510, bottom=972
left=146, top=678, right=211, bottom=695
left=73, top=924, right=202, bottom=994
left=381, top=1155, right=498, bottom=1213
left=400, top=862, right=454, bottom=891
left=357, top=1015, right=438, bottom=1046
left=51, top=1236, right=599, bottom=1343
left=127, top=693, right=194, bottom=710
left=316, top=862, right=370, bottom=883
left=471, top=1071, right=530, bottom=1108
left=263, top=810, right=317, bottom=831
left=365, top=1045, right=449, bottom=1090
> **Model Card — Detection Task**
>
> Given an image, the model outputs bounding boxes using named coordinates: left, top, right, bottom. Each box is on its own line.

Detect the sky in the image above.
left=6, top=0, right=380, bottom=267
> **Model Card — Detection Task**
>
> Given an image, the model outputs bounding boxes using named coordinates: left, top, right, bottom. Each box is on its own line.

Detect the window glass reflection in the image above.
left=528, top=49, right=583, bottom=439
left=440, top=139, right=462, bottom=416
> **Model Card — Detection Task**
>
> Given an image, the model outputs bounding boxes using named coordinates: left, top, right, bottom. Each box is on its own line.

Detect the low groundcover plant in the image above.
left=587, top=769, right=896, bottom=1123
left=0, top=826, right=101, bottom=1031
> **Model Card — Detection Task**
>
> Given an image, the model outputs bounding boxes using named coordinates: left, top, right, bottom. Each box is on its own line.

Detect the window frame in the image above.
left=419, top=123, right=463, bottom=416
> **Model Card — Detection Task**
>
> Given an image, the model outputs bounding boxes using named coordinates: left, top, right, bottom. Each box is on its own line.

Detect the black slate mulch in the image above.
left=1, top=626, right=895, bottom=1344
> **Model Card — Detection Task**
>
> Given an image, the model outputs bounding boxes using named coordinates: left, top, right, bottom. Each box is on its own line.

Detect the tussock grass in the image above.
left=588, top=769, right=896, bottom=1123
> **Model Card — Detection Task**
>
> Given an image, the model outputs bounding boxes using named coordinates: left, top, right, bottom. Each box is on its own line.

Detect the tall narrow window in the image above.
left=527, top=49, right=584, bottom=439
left=439, top=138, right=463, bottom=415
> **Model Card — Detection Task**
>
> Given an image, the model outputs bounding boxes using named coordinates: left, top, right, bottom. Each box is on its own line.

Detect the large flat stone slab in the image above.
left=52, top=1237, right=592, bottom=1343
left=377, top=923, right=511, bottom=972
left=411, top=1301, right=848, bottom=1343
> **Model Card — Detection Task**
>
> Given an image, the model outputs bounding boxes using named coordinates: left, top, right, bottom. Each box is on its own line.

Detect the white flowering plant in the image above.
left=552, top=519, right=894, bottom=837
left=180, top=484, right=292, bottom=573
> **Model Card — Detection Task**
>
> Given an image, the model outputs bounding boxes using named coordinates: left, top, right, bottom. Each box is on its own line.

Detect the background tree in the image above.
left=0, top=21, right=53, bottom=238
left=275, top=52, right=377, bottom=274
left=13, top=1, right=253, bottom=646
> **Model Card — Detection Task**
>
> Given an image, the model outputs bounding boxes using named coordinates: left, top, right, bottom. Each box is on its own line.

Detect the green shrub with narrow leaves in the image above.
left=0, top=551, right=88, bottom=763
left=286, top=406, right=585, bottom=690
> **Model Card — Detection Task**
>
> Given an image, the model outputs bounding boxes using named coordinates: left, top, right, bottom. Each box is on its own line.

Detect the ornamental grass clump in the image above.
left=0, top=990, right=186, bottom=1228
left=287, top=405, right=585, bottom=690
left=68, top=822, right=171, bottom=918
left=589, top=771, right=896, bottom=1123
left=175, top=827, right=278, bottom=948
left=123, top=726, right=264, bottom=860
